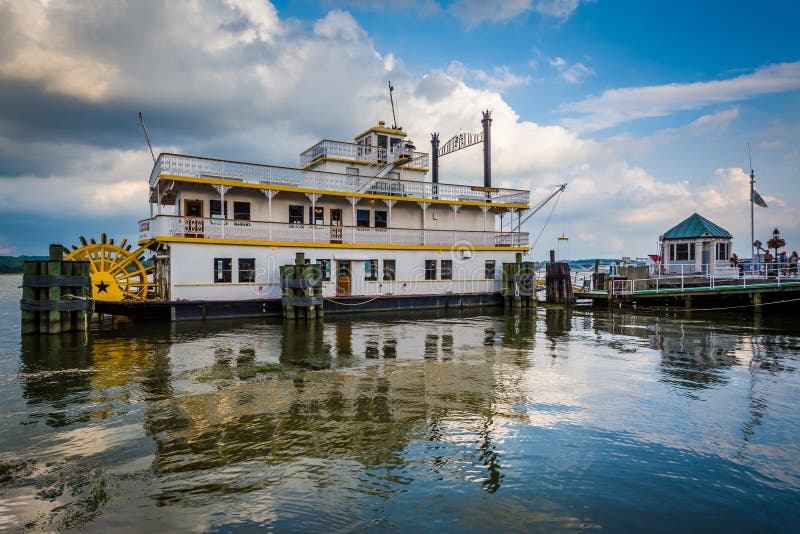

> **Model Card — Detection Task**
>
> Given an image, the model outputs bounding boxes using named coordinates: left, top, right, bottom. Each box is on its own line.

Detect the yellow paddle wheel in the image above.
left=64, top=234, right=155, bottom=301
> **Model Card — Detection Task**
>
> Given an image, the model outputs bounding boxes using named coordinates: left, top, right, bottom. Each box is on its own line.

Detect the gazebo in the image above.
left=659, top=213, right=733, bottom=275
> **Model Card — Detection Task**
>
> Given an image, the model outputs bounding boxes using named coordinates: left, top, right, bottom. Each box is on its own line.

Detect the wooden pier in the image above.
left=21, top=244, right=91, bottom=334
left=502, top=254, right=536, bottom=308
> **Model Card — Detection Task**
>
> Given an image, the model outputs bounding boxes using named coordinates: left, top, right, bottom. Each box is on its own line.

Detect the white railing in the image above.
left=149, top=153, right=529, bottom=205
left=300, top=140, right=429, bottom=169
left=139, top=215, right=529, bottom=248
left=592, top=261, right=800, bottom=294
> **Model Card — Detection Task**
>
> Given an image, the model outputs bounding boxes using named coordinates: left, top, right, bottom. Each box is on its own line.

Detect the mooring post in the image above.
left=21, top=261, right=38, bottom=334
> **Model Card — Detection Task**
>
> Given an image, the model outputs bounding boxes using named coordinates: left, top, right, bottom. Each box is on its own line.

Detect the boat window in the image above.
left=238, top=258, right=255, bottom=283
left=214, top=258, right=232, bottom=283
left=317, top=259, right=331, bottom=281
left=210, top=200, right=228, bottom=219
left=310, top=206, right=325, bottom=225
left=485, top=260, right=496, bottom=279
left=441, top=260, right=452, bottom=280
left=346, top=167, right=359, bottom=175
left=383, top=259, right=396, bottom=281
left=233, top=202, right=250, bottom=221
left=185, top=200, right=202, bottom=217
left=425, top=260, right=437, bottom=280
left=387, top=172, right=399, bottom=179
left=357, top=209, right=370, bottom=227
left=365, top=259, right=378, bottom=281
left=331, top=209, right=342, bottom=226
left=374, top=210, right=387, bottom=228
left=377, top=135, right=387, bottom=149
left=289, top=205, right=304, bottom=224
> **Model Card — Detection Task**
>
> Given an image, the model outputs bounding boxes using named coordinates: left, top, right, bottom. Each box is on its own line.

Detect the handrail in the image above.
left=139, top=215, right=529, bottom=247
left=149, top=153, right=530, bottom=205
left=300, top=139, right=429, bottom=169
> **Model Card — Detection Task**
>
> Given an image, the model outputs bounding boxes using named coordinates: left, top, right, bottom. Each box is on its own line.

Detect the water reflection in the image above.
left=2, top=305, right=800, bottom=531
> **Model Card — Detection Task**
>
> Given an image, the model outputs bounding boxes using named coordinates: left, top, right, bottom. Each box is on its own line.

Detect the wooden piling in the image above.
left=545, top=250, right=574, bottom=304
left=280, top=253, right=323, bottom=320
left=20, top=243, right=91, bottom=335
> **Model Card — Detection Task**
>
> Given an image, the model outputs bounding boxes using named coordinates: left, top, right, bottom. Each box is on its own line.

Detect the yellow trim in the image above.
left=143, top=235, right=529, bottom=252
left=158, top=174, right=530, bottom=209
left=354, top=125, right=406, bottom=139
left=301, top=156, right=428, bottom=172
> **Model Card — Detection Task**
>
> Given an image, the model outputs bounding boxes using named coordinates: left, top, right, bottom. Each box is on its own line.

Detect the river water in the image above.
left=1, top=273, right=799, bottom=532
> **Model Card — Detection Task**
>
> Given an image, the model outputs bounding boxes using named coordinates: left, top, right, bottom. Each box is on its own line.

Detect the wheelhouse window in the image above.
left=383, top=259, right=396, bottom=281
left=485, top=260, right=496, bottom=279
left=233, top=202, right=250, bottom=221
left=425, top=260, right=437, bottom=280
left=346, top=167, right=359, bottom=175
left=317, top=259, right=331, bottom=281
left=310, top=206, right=324, bottom=225
left=357, top=209, right=370, bottom=227
left=441, top=260, right=452, bottom=280
left=365, top=259, right=378, bottom=281
left=214, top=258, right=232, bottom=283
left=375, top=210, right=388, bottom=228
left=289, top=205, right=304, bottom=224
left=716, top=242, right=729, bottom=261
left=670, top=243, right=695, bottom=262
left=238, top=258, right=255, bottom=283
left=210, top=200, right=228, bottom=220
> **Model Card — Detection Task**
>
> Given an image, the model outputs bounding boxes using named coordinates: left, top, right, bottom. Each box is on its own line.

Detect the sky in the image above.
left=0, top=0, right=798, bottom=260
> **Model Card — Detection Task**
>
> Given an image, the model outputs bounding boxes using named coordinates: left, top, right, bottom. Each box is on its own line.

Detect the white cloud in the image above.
left=562, top=61, right=800, bottom=132
left=758, top=140, right=785, bottom=149
left=449, top=0, right=582, bottom=24
left=560, top=62, right=595, bottom=84
left=0, top=1, right=796, bottom=259
left=547, top=56, right=595, bottom=84
left=446, top=61, right=531, bottom=92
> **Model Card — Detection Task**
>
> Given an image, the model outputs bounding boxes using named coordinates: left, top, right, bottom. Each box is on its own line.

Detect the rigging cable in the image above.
left=530, top=192, right=563, bottom=250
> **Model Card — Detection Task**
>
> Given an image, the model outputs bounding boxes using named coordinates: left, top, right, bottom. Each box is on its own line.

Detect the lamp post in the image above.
left=773, top=228, right=780, bottom=260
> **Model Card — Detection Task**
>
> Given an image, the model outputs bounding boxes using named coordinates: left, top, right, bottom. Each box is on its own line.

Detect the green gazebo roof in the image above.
left=662, top=213, right=732, bottom=240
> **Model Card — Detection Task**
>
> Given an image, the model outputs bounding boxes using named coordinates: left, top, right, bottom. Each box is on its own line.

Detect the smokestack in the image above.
left=481, top=110, right=492, bottom=189
left=431, top=132, right=439, bottom=184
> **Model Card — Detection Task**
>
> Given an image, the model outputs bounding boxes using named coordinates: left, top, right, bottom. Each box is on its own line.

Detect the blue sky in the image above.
left=0, top=0, right=798, bottom=259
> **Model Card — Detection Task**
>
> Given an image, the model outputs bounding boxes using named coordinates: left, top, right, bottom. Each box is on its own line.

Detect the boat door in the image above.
left=184, top=199, right=204, bottom=238
left=336, top=260, right=351, bottom=296
left=702, top=244, right=711, bottom=275
left=330, top=209, right=343, bottom=243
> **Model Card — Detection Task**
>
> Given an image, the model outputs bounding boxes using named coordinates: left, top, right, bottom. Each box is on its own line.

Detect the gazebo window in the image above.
left=716, top=242, right=729, bottom=261
left=670, top=243, right=695, bottom=262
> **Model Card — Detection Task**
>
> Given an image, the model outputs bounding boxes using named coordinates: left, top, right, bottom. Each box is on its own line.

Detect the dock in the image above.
left=579, top=274, right=800, bottom=311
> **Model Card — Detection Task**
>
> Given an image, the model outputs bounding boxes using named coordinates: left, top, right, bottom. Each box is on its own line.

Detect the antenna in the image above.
left=138, top=112, right=156, bottom=163
left=388, top=81, right=398, bottom=129
left=748, top=142, right=755, bottom=262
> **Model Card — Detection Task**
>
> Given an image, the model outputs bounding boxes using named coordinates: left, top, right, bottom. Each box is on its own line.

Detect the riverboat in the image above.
left=71, top=113, right=532, bottom=320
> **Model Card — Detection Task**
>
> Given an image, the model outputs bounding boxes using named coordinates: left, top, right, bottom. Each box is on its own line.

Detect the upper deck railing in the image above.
left=300, top=139, right=429, bottom=169
left=149, top=153, right=529, bottom=205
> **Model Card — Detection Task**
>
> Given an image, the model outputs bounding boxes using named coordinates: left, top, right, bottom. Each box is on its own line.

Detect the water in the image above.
left=1, top=273, right=799, bottom=532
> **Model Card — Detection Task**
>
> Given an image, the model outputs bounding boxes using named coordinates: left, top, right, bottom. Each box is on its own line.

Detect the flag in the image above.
left=752, top=190, right=768, bottom=208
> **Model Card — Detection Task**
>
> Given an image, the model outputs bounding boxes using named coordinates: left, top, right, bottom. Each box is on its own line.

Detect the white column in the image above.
left=306, top=193, right=322, bottom=243
left=262, top=190, right=278, bottom=241
left=481, top=205, right=489, bottom=246
left=418, top=202, right=430, bottom=246
left=383, top=199, right=396, bottom=245
left=156, top=182, right=161, bottom=215
left=347, top=196, right=359, bottom=244
left=695, top=239, right=703, bottom=273
left=212, top=185, right=232, bottom=238
left=451, top=204, right=461, bottom=245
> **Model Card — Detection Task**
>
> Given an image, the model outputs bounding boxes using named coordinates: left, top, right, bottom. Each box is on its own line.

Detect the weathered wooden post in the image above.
left=546, top=249, right=574, bottom=304
left=280, top=252, right=323, bottom=320
left=20, top=244, right=91, bottom=334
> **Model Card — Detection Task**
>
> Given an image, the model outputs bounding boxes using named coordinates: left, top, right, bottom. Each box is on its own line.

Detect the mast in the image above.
left=388, top=81, right=398, bottom=129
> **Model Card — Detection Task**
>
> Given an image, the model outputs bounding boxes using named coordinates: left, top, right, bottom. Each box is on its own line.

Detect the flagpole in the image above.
left=749, top=143, right=755, bottom=262
left=750, top=168, right=755, bottom=262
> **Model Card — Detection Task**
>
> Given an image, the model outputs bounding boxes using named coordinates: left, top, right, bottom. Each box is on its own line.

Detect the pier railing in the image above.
left=149, top=153, right=529, bottom=205
left=584, top=262, right=800, bottom=296
left=139, top=215, right=529, bottom=248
